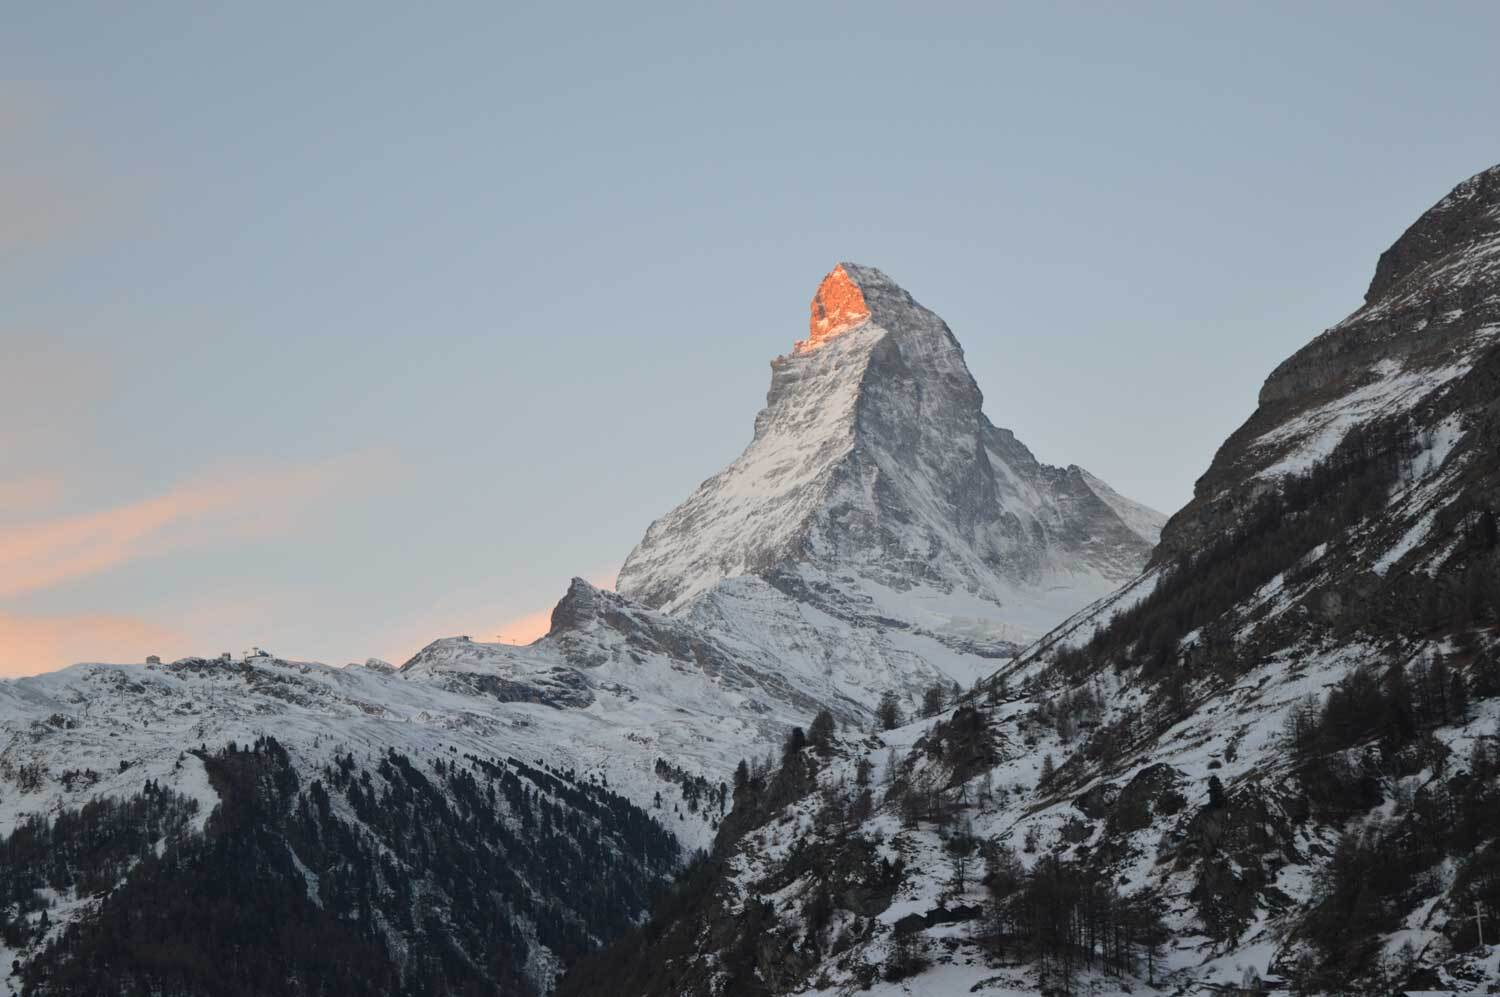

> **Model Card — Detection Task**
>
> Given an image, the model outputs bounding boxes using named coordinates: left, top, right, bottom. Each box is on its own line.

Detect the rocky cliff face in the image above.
left=617, top=263, right=1164, bottom=652
left=1155, top=163, right=1500, bottom=571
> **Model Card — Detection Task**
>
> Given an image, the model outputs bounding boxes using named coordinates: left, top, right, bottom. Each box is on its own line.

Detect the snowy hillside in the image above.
left=0, top=587, right=851, bottom=994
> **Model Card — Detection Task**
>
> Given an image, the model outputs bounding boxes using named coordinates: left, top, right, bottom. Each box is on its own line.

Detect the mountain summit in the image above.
left=795, top=262, right=871, bottom=353
left=617, top=263, right=1165, bottom=650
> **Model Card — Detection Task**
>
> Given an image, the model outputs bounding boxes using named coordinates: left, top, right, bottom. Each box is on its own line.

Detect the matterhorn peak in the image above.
left=794, top=263, right=872, bottom=353
left=618, top=263, right=1165, bottom=648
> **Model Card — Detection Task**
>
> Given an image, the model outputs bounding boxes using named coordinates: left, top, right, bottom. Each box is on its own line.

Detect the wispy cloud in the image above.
left=0, top=454, right=388, bottom=601
left=0, top=479, right=241, bottom=600
left=0, top=451, right=395, bottom=674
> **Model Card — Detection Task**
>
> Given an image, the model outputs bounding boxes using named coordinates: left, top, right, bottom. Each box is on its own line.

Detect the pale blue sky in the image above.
left=3, top=3, right=1497, bottom=673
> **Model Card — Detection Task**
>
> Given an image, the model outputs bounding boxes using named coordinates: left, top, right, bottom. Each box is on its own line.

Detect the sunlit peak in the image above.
left=793, top=264, right=871, bottom=354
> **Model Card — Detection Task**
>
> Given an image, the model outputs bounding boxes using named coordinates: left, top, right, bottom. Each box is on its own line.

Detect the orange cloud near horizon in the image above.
left=0, top=451, right=394, bottom=676
left=0, top=452, right=390, bottom=601
left=0, top=611, right=183, bottom=677
left=0, top=480, right=241, bottom=601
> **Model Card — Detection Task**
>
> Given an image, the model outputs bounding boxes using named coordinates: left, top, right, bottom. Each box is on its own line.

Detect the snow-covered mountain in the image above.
left=618, top=263, right=1164, bottom=657
left=24, top=155, right=1500, bottom=996
left=0, top=263, right=1163, bottom=994
left=562, top=165, right=1500, bottom=997
left=0, top=586, right=890, bottom=990
left=0, top=649, right=690, bottom=993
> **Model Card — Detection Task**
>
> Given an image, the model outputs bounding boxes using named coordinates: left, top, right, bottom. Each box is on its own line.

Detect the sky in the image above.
left=3, top=3, right=1498, bottom=676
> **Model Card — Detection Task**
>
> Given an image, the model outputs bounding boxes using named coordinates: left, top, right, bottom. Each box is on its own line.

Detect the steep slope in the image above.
left=1030, top=163, right=1500, bottom=664
left=1153, top=164, right=1500, bottom=574
left=618, top=263, right=1164, bottom=656
left=3, top=734, right=677, bottom=996
left=563, top=165, right=1500, bottom=997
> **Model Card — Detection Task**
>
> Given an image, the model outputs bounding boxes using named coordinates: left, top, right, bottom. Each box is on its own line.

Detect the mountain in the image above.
left=0, top=264, right=1159, bottom=995
left=0, top=652, right=690, bottom=996
left=559, top=166, right=1500, bottom=997
left=618, top=262, right=1164, bottom=659
left=0, top=579, right=853, bottom=995
left=1033, top=162, right=1500, bottom=663
left=19, top=158, right=1497, bottom=997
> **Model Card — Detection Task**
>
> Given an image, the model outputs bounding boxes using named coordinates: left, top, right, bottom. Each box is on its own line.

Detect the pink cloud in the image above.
left=0, top=480, right=240, bottom=599
left=0, top=453, right=389, bottom=601
left=0, top=452, right=395, bottom=675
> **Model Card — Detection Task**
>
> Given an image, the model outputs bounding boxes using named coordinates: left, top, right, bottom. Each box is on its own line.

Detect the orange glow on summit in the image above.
left=793, top=264, right=871, bottom=354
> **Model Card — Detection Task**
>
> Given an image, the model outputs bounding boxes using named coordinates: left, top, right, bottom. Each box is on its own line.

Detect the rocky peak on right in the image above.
left=1151, top=163, right=1500, bottom=592
left=1366, top=162, right=1500, bottom=305
left=561, top=163, right=1500, bottom=997
left=993, top=162, right=1500, bottom=995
